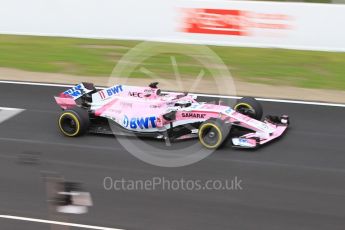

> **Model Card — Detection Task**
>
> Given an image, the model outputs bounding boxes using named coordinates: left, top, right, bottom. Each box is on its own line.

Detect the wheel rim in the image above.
left=59, top=113, right=80, bottom=136
left=199, top=124, right=221, bottom=148
left=234, top=103, right=255, bottom=118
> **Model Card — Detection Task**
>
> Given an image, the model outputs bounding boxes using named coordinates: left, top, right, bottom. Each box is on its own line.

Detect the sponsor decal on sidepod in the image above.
left=181, top=112, right=206, bottom=119
left=129, top=92, right=143, bottom=98
left=106, top=85, right=123, bottom=97
left=123, top=115, right=157, bottom=129
left=98, top=85, right=123, bottom=99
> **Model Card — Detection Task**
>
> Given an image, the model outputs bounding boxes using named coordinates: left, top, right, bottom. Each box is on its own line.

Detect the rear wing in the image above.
left=62, top=82, right=95, bottom=100
left=55, top=82, right=96, bottom=109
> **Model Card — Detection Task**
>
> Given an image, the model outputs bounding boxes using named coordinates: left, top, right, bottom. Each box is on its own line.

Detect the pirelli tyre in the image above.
left=234, top=97, right=263, bottom=120
left=198, top=119, right=230, bottom=149
left=58, top=107, right=90, bottom=137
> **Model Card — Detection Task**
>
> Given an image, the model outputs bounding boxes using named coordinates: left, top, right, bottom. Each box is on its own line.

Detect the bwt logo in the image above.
left=106, top=85, right=123, bottom=96
left=123, top=115, right=157, bottom=129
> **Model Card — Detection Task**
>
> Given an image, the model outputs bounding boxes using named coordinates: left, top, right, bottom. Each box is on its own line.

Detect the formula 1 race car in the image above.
left=54, top=82, right=289, bottom=149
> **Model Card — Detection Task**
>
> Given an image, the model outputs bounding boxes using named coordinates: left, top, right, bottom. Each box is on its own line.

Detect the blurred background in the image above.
left=0, top=0, right=344, bottom=102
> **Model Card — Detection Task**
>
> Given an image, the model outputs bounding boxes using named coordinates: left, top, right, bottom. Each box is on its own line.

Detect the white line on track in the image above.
left=0, top=107, right=25, bottom=124
left=0, top=215, right=125, bottom=230
left=0, top=80, right=74, bottom=88
left=0, top=106, right=24, bottom=111
left=1, top=80, right=345, bottom=108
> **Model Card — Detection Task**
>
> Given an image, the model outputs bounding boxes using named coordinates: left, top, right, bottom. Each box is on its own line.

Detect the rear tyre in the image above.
left=58, top=107, right=89, bottom=137
left=234, top=97, right=263, bottom=120
left=198, top=119, right=230, bottom=149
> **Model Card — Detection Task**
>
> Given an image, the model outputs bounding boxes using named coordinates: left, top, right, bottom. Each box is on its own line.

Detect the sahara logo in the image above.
left=181, top=112, right=206, bottom=119
left=123, top=115, right=157, bottom=129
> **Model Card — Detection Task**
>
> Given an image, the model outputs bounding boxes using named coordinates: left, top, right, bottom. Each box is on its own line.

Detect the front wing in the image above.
left=230, top=115, right=289, bottom=148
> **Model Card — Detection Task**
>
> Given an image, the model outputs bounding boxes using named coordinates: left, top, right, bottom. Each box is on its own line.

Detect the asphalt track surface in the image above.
left=0, top=83, right=345, bottom=230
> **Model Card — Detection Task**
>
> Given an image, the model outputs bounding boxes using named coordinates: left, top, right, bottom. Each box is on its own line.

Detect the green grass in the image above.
left=0, top=34, right=345, bottom=90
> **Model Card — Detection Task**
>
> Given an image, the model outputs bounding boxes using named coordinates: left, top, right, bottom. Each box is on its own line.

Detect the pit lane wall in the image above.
left=1, top=0, right=345, bottom=51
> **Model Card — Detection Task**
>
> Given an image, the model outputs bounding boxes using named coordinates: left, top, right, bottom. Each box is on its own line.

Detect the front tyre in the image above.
left=58, top=107, right=89, bottom=137
left=234, top=97, right=263, bottom=120
left=198, top=119, right=230, bottom=149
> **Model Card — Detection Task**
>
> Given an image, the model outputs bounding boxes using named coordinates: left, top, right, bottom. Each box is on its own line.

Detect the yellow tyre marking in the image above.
left=58, top=112, right=80, bottom=137
left=198, top=123, right=223, bottom=149
left=234, top=103, right=253, bottom=111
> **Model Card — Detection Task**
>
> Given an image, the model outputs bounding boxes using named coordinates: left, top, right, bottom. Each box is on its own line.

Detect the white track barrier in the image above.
left=0, top=0, right=345, bottom=51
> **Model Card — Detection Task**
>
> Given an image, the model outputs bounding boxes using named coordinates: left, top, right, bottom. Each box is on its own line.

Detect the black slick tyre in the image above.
left=198, top=119, right=230, bottom=149
left=234, top=97, right=263, bottom=120
left=58, top=107, right=89, bottom=137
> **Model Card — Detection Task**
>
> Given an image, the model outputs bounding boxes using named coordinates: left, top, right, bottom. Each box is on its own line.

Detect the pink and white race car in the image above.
left=55, top=82, right=289, bottom=149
